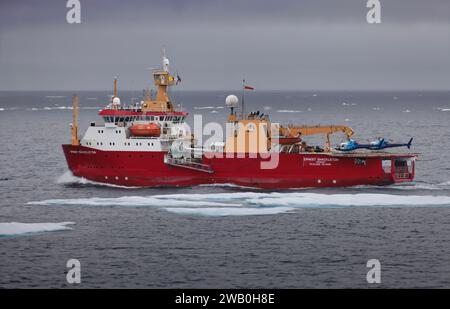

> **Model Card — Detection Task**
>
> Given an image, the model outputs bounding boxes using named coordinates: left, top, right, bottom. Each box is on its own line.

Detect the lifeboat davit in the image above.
left=276, top=136, right=302, bottom=145
left=129, top=123, right=161, bottom=137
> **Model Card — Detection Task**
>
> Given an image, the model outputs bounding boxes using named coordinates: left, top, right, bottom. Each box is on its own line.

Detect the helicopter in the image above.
left=336, top=137, right=413, bottom=152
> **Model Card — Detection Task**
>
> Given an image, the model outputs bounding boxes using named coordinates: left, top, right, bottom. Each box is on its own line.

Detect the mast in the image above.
left=111, top=77, right=121, bottom=110
left=113, top=76, right=118, bottom=98
left=241, top=79, right=245, bottom=119
left=162, top=48, right=169, bottom=72
left=71, top=94, right=80, bottom=146
left=142, top=49, right=176, bottom=112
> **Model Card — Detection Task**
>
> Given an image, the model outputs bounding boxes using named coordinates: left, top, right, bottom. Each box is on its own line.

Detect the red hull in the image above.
left=62, top=145, right=415, bottom=188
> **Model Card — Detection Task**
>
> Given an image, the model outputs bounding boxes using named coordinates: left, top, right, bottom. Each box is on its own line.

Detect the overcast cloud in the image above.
left=0, top=0, right=449, bottom=90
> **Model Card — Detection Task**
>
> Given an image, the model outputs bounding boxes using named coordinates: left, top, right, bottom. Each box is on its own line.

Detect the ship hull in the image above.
left=62, top=145, right=415, bottom=188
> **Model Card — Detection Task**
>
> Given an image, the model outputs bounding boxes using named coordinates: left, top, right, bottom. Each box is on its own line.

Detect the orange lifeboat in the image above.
left=129, top=123, right=161, bottom=137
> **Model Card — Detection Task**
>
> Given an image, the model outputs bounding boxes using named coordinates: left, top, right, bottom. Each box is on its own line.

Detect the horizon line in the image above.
left=1, top=89, right=449, bottom=93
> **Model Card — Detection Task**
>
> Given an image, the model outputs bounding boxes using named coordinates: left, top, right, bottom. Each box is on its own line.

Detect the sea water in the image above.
left=1, top=90, right=450, bottom=288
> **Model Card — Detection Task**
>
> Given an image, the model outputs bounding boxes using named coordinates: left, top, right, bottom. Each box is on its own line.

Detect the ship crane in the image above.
left=277, top=125, right=355, bottom=152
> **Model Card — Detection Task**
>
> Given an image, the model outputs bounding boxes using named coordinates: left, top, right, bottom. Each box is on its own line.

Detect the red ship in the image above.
left=63, top=52, right=417, bottom=188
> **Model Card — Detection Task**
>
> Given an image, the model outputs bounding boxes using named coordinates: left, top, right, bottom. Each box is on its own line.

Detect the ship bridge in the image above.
left=98, top=109, right=188, bottom=125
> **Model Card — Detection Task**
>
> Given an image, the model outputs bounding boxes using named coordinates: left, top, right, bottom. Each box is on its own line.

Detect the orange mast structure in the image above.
left=71, top=94, right=80, bottom=146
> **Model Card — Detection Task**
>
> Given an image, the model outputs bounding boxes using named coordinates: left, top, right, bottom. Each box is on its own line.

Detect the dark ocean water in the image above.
left=1, top=90, right=450, bottom=288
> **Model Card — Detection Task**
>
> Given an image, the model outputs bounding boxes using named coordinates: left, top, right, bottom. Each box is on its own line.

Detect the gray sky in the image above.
left=0, top=0, right=449, bottom=91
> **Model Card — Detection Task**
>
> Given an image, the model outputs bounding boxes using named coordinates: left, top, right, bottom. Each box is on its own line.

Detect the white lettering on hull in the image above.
left=303, top=157, right=339, bottom=167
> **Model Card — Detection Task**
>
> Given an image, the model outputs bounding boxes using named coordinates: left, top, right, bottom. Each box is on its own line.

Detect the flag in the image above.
left=244, top=85, right=254, bottom=90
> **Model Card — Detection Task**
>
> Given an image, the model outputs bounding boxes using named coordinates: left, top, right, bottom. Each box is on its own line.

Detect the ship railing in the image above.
left=165, top=156, right=214, bottom=173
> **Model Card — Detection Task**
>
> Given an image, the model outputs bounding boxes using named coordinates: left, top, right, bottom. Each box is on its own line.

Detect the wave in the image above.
left=36, top=106, right=102, bottom=111
left=390, top=183, right=448, bottom=191
left=277, top=109, right=302, bottom=113
left=194, top=106, right=215, bottom=110
left=0, top=222, right=74, bottom=237
left=56, top=171, right=141, bottom=189
left=165, top=207, right=294, bottom=217
left=27, top=106, right=72, bottom=111
left=198, top=183, right=261, bottom=189
left=57, top=171, right=91, bottom=185
left=351, top=182, right=450, bottom=191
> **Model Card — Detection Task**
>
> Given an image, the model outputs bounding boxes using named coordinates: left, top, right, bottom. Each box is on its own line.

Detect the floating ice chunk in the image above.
left=0, top=222, right=74, bottom=236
